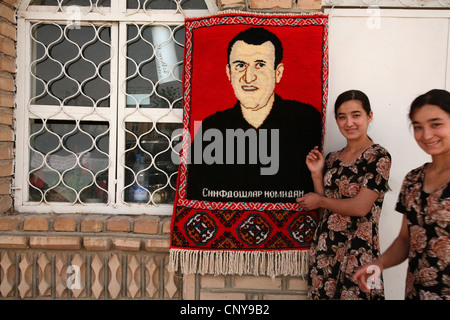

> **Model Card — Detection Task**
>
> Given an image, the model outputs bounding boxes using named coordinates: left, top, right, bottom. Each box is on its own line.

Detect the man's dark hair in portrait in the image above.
left=227, top=27, right=284, bottom=69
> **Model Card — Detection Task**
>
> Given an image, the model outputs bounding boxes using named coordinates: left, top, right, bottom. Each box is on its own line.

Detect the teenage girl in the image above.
left=354, top=89, right=450, bottom=300
left=297, top=89, right=392, bottom=300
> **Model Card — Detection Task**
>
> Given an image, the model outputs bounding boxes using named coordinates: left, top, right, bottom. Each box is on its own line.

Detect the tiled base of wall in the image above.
left=0, top=250, right=180, bottom=299
left=0, top=248, right=309, bottom=300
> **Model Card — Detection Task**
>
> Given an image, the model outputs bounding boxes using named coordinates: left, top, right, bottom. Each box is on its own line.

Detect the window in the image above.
left=15, top=0, right=217, bottom=214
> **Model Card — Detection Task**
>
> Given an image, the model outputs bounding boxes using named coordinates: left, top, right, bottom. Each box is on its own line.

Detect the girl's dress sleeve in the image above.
left=361, top=145, right=392, bottom=194
left=394, top=166, right=423, bottom=215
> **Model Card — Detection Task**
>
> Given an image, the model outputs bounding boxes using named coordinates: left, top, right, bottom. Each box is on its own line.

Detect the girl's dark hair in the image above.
left=409, top=89, right=450, bottom=120
left=334, top=89, right=372, bottom=117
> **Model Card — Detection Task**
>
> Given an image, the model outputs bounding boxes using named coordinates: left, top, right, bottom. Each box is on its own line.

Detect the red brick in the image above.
left=0, top=216, right=20, bottom=230
left=0, top=162, right=13, bottom=177
left=0, top=21, right=16, bottom=41
left=112, top=238, right=140, bottom=251
left=220, top=0, right=243, bottom=4
left=0, top=3, right=15, bottom=24
left=0, top=77, right=14, bottom=92
left=0, top=113, right=13, bottom=125
left=0, top=57, right=15, bottom=73
left=29, top=236, right=81, bottom=250
left=0, top=196, right=12, bottom=213
left=297, top=0, right=322, bottom=10
left=0, top=147, right=13, bottom=160
left=133, top=218, right=158, bottom=234
left=0, top=127, right=13, bottom=141
left=83, top=237, right=110, bottom=251
left=24, top=217, right=49, bottom=231
left=0, top=38, right=15, bottom=57
left=0, top=94, right=14, bottom=108
left=162, top=219, right=171, bottom=234
left=54, top=217, right=77, bottom=232
left=0, top=235, right=28, bottom=249
left=144, top=239, right=170, bottom=252
left=0, top=182, right=10, bottom=195
left=249, top=0, right=292, bottom=9
left=234, top=275, right=282, bottom=290
left=1, top=0, right=18, bottom=6
left=107, top=218, right=130, bottom=232
left=81, top=218, right=104, bottom=232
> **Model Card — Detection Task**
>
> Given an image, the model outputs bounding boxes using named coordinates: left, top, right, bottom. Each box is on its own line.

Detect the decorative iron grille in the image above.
left=15, top=0, right=215, bottom=214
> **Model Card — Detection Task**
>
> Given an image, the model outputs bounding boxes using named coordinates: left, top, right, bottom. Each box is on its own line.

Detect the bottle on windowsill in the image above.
left=132, top=154, right=149, bottom=203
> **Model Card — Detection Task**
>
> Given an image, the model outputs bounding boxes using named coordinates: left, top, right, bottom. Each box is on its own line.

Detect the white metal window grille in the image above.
left=15, top=0, right=218, bottom=215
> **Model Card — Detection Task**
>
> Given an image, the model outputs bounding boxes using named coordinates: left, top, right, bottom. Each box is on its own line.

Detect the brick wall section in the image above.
left=0, top=213, right=179, bottom=299
left=0, top=248, right=179, bottom=299
left=0, top=214, right=172, bottom=251
left=0, top=0, right=16, bottom=214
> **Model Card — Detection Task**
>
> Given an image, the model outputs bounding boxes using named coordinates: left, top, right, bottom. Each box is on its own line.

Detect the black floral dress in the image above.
left=395, top=164, right=450, bottom=300
left=308, top=144, right=391, bottom=300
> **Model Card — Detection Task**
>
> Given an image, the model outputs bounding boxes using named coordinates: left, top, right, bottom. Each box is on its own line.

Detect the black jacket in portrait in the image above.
left=186, top=94, right=322, bottom=203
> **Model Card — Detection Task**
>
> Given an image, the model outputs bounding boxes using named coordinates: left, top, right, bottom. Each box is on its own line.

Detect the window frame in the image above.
left=14, top=0, right=217, bottom=215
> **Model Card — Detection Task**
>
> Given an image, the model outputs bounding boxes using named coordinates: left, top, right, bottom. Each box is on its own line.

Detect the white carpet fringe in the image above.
left=168, top=249, right=310, bottom=279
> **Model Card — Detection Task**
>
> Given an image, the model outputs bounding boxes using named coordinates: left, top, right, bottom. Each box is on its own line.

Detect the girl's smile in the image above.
left=335, top=100, right=373, bottom=141
left=411, top=104, right=450, bottom=157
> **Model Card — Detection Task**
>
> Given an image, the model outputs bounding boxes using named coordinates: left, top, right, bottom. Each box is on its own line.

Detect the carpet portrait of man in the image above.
left=185, top=26, right=324, bottom=203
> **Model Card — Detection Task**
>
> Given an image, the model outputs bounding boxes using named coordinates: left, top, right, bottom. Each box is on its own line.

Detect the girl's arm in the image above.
left=305, top=146, right=325, bottom=195
left=297, top=187, right=379, bottom=217
left=298, top=148, right=391, bottom=217
left=353, top=215, right=410, bottom=292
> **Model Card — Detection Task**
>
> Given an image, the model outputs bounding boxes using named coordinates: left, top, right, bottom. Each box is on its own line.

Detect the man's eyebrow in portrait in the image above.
left=230, top=59, right=267, bottom=67
left=231, top=59, right=247, bottom=65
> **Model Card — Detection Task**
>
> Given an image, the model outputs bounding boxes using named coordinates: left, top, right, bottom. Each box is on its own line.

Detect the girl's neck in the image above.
left=340, top=136, right=373, bottom=163
left=344, top=136, right=373, bottom=153
left=423, top=154, right=450, bottom=193
left=429, top=152, right=450, bottom=172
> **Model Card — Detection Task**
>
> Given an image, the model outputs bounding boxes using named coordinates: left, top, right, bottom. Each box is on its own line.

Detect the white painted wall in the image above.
left=324, top=8, right=449, bottom=300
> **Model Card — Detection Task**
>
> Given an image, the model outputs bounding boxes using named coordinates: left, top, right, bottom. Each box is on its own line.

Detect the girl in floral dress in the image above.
left=297, top=90, right=392, bottom=300
left=354, top=89, right=450, bottom=300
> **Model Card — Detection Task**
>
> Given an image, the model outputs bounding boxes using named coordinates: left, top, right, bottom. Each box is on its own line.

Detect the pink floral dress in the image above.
left=395, top=164, right=450, bottom=300
left=308, top=144, right=391, bottom=300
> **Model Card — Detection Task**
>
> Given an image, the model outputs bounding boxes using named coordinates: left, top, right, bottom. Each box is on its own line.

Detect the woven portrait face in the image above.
left=226, top=40, right=284, bottom=111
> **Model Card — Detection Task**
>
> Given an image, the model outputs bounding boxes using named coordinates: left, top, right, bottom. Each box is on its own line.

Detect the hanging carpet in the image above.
left=169, top=11, right=328, bottom=278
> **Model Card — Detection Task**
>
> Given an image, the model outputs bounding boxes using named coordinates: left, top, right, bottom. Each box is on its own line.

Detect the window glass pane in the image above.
left=30, top=23, right=111, bottom=107
left=124, top=122, right=181, bottom=204
left=127, top=0, right=207, bottom=10
left=29, top=119, right=110, bottom=203
left=181, top=0, right=208, bottom=9
left=126, top=24, right=183, bottom=109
